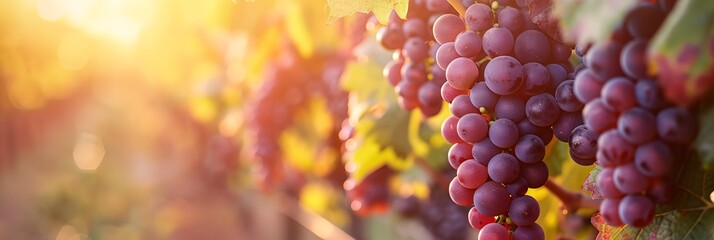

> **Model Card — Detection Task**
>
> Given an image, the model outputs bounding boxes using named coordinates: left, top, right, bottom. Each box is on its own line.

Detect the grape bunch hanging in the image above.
left=570, top=0, right=698, bottom=228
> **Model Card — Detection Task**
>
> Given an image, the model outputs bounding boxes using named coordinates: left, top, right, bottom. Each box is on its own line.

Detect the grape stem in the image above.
left=544, top=178, right=602, bottom=213
left=446, top=0, right=466, bottom=17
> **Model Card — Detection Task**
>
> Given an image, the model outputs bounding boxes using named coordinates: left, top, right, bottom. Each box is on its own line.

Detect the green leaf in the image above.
left=593, top=152, right=714, bottom=239
left=368, top=102, right=413, bottom=158
left=326, top=0, right=408, bottom=24
left=649, top=0, right=714, bottom=107
left=553, top=0, right=637, bottom=44
left=694, top=99, right=714, bottom=169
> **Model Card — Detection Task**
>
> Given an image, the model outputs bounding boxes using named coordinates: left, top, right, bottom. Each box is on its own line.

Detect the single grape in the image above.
left=511, top=224, right=545, bottom=240
left=446, top=57, right=479, bottom=90
left=509, top=195, right=540, bottom=226
left=618, top=107, right=657, bottom=144
left=470, top=82, right=500, bottom=111
left=436, top=42, right=460, bottom=70
left=464, top=3, right=495, bottom=32
left=418, top=81, right=443, bottom=107
left=448, top=143, right=473, bottom=169
left=401, top=61, right=428, bottom=85
left=403, top=37, right=429, bottom=62
left=619, top=195, right=655, bottom=228
left=550, top=41, right=573, bottom=63
left=585, top=41, right=624, bottom=81
left=525, top=93, right=560, bottom=127
left=498, top=6, right=525, bottom=34
left=442, top=116, right=464, bottom=144
left=506, top=177, right=529, bottom=197
left=625, top=3, right=666, bottom=40
left=521, top=62, right=552, bottom=96
left=484, top=56, right=524, bottom=95
left=488, top=153, right=521, bottom=184
left=478, top=223, right=509, bottom=240
left=419, top=100, right=442, bottom=117
left=657, top=107, right=698, bottom=144
left=514, top=30, right=551, bottom=63
left=596, top=168, right=625, bottom=199
left=433, top=14, right=466, bottom=44
left=583, top=98, right=618, bottom=134
left=458, top=159, right=489, bottom=189
left=455, top=30, right=483, bottom=58
left=634, top=141, right=674, bottom=177
left=553, top=112, right=583, bottom=142
left=600, top=198, right=624, bottom=227
left=449, top=177, right=476, bottom=206
left=482, top=28, right=515, bottom=58
left=573, top=69, right=605, bottom=103
left=648, top=178, right=676, bottom=204
left=473, top=181, right=512, bottom=216
left=396, top=80, right=420, bottom=110
left=517, top=118, right=554, bottom=145
left=489, top=118, right=520, bottom=148
left=546, top=64, right=568, bottom=91
left=458, top=113, right=490, bottom=143
left=473, top=138, right=502, bottom=164
left=495, top=95, right=526, bottom=122
left=601, top=77, right=637, bottom=113
left=384, top=60, right=403, bottom=86
left=614, top=162, right=651, bottom=194
left=634, top=79, right=666, bottom=111
left=597, top=130, right=635, bottom=167
left=570, top=149, right=596, bottom=165
left=569, top=125, right=598, bottom=159
left=403, top=18, right=427, bottom=38
left=430, top=64, right=447, bottom=85
left=377, top=26, right=406, bottom=50
left=441, top=82, right=467, bottom=103
left=468, top=207, right=496, bottom=230
left=520, top=161, right=549, bottom=188
left=514, top=134, right=545, bottom=164
left=621, top=39, right=649, bottom=79
left=451, top=94, right=479, bottom=117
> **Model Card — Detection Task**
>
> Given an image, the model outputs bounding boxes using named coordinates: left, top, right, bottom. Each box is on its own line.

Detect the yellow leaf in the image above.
left=284, top=1, right=313, bottom=58
left=326, top=0, right=409, bottom=24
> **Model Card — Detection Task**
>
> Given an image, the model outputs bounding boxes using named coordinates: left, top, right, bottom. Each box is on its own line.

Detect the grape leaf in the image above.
left=649, top=0, right=714, bottom=107
left=544, top=140, right=569, bottom=177
left=553, top=0, right=637, bottom=44
left=582, top=166, right=603, bottom=200
left=592, top=153, right=714, bottom=240
left=326, top=0, right=408, bottom=24
left=694, top=98, right=714, bottom=169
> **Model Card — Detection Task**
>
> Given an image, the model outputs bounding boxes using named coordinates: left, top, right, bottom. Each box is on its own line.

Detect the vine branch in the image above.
left=544, top=178, right=602, bottom=214
left=446, top=0, right=466, bottom=17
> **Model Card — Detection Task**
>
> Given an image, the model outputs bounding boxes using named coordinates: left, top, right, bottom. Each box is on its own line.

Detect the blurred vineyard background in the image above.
left=0, top=0, right=602, bottom=239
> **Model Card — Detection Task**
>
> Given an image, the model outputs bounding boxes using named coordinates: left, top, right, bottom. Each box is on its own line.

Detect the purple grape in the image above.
left=585, top=41, right=624, bottom=81
left=648, top=178, right=676, bottom=204
left=574, top=69, right=605, bottom=103
left=433, top=14, right=466, bottom=44
left=621, top=39, right=649, bottom=79
left=473, top=181, right=511, bottom=216
left=482, top=28, right=515, bottom=58
left=377, top=26, right=406, bottom=50
left=436, top=42, right=460, bottom=70
left=470, top=82, right=500, bottom=111
left=520, top=161, right=548, bottom=188
left=478, top=223, right=509, bottom=240
left=441, top=82, right=467, bottom=103
left=635, top=141, right=673, bottom=177
left=555, top=80, right=584, bottom=112
left=488, top=153, right=521, bottom=184
left=550, top=41, right=572, bottom=63
left=553, top=112, right=583, bottom=142
left=449, top=177, right=476, bottom=206
left=451, top=94, right=479, bottom=117
left=657, top=107, right=698, bottom=144
left=619, top=195, right=655, bottom=228
left=506, top=177, right=529, bottom=197
left=601, top=77, right=637, bottom=113
left=458, top=113, right=490, bottom=143
left=635, top=80, right=666, bottom=111
left=618, top=107, right=657, bottom=144
left=546, top=64, right=568, bottom=91
left=418, top=81, right=442, bottom=107
left=449, top=143, right=473, bottom=169
left=521, top=62, right=552, bottom=96
left=600, top=198, right=624, bottom=226
left=458, top=159, right=489, bottom=189
left=525, top=93, right=560, bottom=127
left=495, top=95, right=526, bottom=122
left=384, top=60, right=403, bottom=86
left=509, top=195, right=540, bottom=226
left=430, top=64, right=447, bottom=85
left=596, top=168, right=624, bottom=199
left=473, top=138, right=502, bottom=164
left=512, top=224, right=545, bottom=240
left=583, top=98, right=617, bottom=134
left=517, top=119, right=554, bottom=145
left=514, top=30, right=551, bottom=63
left=514, top=134, right=545, bottom=164
left=396, top=80, right=419, bottom=110
left=464, top=3, right=495, bottom=32
left=446, top=57, right=479, bottom=90
left=468, top=207, right=496, bottom=230
left=455, top=30, right=483, bottom=58
left=401, top=61, right=427, bottom=85
left=442, top=116, right=464, bottom=144
left=484, top=56, right=524, bottom=95
left=489, top=118, right=519, bottom=148
left=625, top=3, right=666, bottom=40
left=403, top=19, right=427, bottom=38
left=403, top=37, right=429, bottom=62
left=597, top=130, right=635, bottom=168
left=614, top=162, right=651, bottom=194
left=568, top=125, right=598, bottom=159
left=498, top=6, right=525, bottom=34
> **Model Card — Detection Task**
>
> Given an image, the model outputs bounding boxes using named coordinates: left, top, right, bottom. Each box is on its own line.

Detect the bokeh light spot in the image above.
left=73, top=133, right=105, bottom=171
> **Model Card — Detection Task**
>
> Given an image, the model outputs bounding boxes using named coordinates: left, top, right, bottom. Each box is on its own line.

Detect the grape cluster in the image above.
left=572, top=0, right=698, bottom=228
left=393, top=188, right=472, bottom=240
left=377, top=0, right=456, bottom=117
left=435, top=1, right=580, bottom=239
left=344, top=166, right=394, bottom=216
